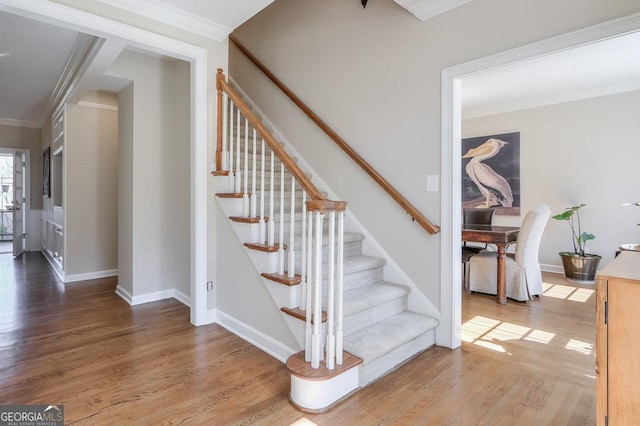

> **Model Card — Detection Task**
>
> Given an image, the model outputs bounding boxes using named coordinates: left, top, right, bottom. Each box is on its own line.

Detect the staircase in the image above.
left=214, top=70, right=439, bottom=412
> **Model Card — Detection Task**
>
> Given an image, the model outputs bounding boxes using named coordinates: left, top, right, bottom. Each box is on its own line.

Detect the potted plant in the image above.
left=552, top=204, right=602, bottom=282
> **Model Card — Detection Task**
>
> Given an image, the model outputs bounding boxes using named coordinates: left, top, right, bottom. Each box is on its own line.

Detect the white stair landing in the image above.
left=286, top=351, right=363, bottom=413
left=345, top=312, right=439, bottom=386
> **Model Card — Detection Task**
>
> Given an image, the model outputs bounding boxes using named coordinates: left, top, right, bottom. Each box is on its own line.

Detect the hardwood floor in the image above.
left=0, top=252, right=595, bottom=425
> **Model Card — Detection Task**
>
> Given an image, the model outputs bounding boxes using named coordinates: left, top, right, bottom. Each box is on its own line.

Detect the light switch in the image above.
left=427, top=175, right=439, bottom=192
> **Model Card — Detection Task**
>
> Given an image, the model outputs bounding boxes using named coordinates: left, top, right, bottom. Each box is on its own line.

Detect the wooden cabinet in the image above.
left=596, top=250, right=640, bottom=425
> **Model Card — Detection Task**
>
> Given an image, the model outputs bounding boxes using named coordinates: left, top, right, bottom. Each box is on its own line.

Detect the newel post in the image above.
left=305, top=199, right=348, bottom=369
left=215, top=68, right=225, bottom=173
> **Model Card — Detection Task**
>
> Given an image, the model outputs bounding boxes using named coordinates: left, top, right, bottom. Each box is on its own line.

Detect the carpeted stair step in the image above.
left=344, top=311, right=439, bottom=386
left=342, top=282, right=409, bottom=335
left=340, top=255, right=385, bottom=290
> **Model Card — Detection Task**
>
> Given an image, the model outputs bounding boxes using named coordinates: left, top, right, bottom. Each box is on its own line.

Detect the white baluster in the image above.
left=250, top=128, right=257, bottom=218
left=222, top=92, right=229, bottom=170
left=326, top=211, right=336, bottom=370
left=268, top=150, right=275, bottom=247
left=243, top=118, right=249, bottom=216
left=278, top=161, right=285, bottom=275
left=259, top=139, right=266, bottom=243
left=235, top=109, right=241, bottom=193
left=336, top=210, right=345, bottom=365
left=311, top=211, right=325, bottom=369
left=228, top=103, right=235, bottom=191
left=304, top=210, right=313, bottom=362
left=300, top=192, right=307, bottom=309
left=287, top=176, right=296, bottom=278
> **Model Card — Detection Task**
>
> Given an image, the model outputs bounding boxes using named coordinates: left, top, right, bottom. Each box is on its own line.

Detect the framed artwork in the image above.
left=462, top=132, right=520, bottom=216
left=43, top=147, right=51, bottom=198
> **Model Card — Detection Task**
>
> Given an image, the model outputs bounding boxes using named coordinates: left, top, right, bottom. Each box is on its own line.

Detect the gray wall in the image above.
left=216, top=205, right=299, bottom=348
left=230, top=0, right=640, bottom=313
left=64, top=100, right=119, bottom=275
left=118, top=83, right=134, bottom=296
left=463, top=89, right=640, bottom=270
left=106, top=50, right=191, bottom=299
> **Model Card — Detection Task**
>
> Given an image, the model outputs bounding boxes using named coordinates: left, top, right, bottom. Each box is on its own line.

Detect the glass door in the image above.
left=13, top=151, right=26, bottom=257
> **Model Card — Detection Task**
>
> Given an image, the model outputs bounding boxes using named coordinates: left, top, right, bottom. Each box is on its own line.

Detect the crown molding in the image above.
left=97, top=0, right=231, bottom=41
left=394, top=0, right=472, bottom=22
left=38, top=34, right=103, bottom=127
left=0, top=117, right=39, bottom=128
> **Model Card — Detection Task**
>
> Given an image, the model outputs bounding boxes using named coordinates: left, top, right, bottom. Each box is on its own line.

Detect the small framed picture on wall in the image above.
left=43, top=147, right=51, bottom=198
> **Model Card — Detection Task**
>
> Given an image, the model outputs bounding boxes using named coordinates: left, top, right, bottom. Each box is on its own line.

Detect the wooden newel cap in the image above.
left=216, top=69, right=225, bottom=89
left=306, top=200, right=347, bottom=213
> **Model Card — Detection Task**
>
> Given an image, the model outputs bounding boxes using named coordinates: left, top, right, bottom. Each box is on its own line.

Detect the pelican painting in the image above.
left=462, top=137, right=515, bottom=209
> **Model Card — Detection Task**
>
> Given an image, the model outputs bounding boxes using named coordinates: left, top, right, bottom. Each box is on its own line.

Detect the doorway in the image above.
left=439, top=14, right=640, bottom=350
left=0, top=149, right=28, bottom=257
left=0, top=1, right=209, bottom=325
left=0, top=152, right=12, bottom=254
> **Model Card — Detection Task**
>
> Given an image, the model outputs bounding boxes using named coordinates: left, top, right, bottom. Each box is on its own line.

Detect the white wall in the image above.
left=106, top=50, right=191, bottom=299
left=64, top=98, right=119, bottom=276
left=463, top=89, right=640, bottom=270
left=230, top=0, right=640, bottom=313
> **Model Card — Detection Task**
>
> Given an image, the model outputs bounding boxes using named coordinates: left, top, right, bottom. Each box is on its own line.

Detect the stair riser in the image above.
left=343, top=296, right=408, bottom=336
left=249, top=240, right=363, bottom=271
left=268, top=220, right=330, bottom=238
left=289, top=242, right=363, bottom=270
left=354, top=331, right=435, bottom=387
left=341, top=265, right=383, bottom=290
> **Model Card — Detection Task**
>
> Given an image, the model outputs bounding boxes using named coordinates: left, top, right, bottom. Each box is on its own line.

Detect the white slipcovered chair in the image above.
left=468, top=204, right=551, bottom=301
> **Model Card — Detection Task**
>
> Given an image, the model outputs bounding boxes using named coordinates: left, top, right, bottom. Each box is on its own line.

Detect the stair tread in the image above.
left=343, top=255, right=385, bottom=274
left=343, top=282, right=409, bottom=317
left=343, top=312, right=438, bottom=362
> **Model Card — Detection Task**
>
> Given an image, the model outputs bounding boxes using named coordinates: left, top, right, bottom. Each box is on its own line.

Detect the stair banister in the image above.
left=229, top=35, right=440, bottom=235
left=215, top=68, right=349, bottom=372
left=215, top=69, right=326, bottom=201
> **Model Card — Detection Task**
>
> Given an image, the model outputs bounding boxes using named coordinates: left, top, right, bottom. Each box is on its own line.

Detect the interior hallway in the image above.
left=0, top=252, right=595, bottom=424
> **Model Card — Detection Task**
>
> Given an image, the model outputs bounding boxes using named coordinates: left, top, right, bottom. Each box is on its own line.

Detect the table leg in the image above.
left=496, top=243, right=507, bottom=304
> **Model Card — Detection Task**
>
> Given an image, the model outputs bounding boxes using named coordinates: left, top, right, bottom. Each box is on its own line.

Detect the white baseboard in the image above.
left=115, top=285, right=134, bottom=304
left=541, top=263, right=567, bottom=275
left=65, top=269, right=118, bottom=283
left=41, top=249, right=65, bottom=282
left=206, top=308, right=218, bottom=324
left=115, top=285, right=191, bottom=307
left=214, top=310, right=297, bottom=363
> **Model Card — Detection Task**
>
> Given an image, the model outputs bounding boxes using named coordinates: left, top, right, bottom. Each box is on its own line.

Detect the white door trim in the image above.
left=0, top=0, right=209, bottom=326
left=438, top=12, right=640, bottom=349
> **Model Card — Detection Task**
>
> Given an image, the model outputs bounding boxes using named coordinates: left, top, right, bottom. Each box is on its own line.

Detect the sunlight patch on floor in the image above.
left=542, top=282, right=595, bottom=302
left=565, top=338, right=593, bottom=355
left=290, top=419, right=318, bottom=426
left=462, top=315, right=556, bottom=353
left=524, top=329, right=556, bottom=344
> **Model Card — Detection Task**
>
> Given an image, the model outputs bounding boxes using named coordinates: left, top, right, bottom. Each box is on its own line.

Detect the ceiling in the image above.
left=461, top=30, right=640, bottom=119
left=0, top=3, right=639, bottom=128
left=0, top=12, right=80, bottom=127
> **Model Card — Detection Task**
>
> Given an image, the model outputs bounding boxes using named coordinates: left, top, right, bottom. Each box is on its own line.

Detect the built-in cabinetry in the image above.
left=595, top=250, right=640, bottom=425
left=42, top=105, right=65, bottom=273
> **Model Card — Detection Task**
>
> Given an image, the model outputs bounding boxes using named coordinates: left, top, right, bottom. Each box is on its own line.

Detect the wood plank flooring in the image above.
left=0, top=252, right=596, bottom=425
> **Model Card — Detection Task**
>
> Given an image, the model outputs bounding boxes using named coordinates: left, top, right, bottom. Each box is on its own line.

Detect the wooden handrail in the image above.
left=216, top=69, right=330, bottom=204
left=229, top=35, right=440, bottom=235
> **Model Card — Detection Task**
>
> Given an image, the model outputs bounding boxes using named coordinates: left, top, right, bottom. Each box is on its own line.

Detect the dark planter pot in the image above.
left=559, top=252, right=602, bottom=282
